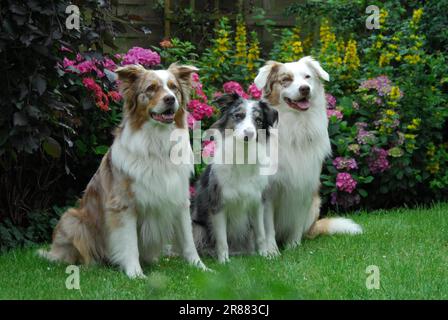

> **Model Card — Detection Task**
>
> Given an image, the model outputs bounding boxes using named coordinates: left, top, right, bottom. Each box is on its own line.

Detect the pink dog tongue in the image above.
left=152, top=113, right=174, bottom=122
left=296, top=100, right=310, bottom=110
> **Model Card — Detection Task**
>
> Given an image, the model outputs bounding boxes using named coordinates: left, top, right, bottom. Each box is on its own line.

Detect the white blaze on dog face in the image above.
left=254, top=56, right=329, bottom=112
left=115, top=64, right=197, bottom=130
left=233, top=100, right=258, bottom=141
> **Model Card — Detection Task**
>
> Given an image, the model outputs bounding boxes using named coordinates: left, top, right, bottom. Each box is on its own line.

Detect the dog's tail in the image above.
left=37, top=208, right=100, bottom=265
left=305, top=193, right=363, bottom=239
left=306, top=217, right=363, bottom=239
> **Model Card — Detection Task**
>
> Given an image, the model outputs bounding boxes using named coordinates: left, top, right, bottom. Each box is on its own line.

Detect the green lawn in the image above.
left=1, top=203, right=447, bottom=300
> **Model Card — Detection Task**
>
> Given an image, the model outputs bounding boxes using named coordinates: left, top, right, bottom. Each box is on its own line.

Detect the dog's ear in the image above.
left=115, top=64, right=146, bottom=113
left=254, top=61, right=282, bottom=97
left=259, top=100, right=278, bottom=128
left=115, top=64, right=146, bottom=84
left=168, top=63, right=199, bottom=106
left=168, top=63, right=199, bottom=82
left=300, top=56, right=329, bottom=82
left=212, top=93, right=241, bottom=112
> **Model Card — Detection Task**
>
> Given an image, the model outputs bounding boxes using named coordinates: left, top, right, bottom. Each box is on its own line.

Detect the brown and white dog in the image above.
left=38, top=64, right=207, bottom=278
left=254, top=56, right=362, bottom=255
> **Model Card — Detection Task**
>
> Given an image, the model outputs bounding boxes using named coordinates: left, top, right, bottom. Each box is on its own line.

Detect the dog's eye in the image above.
left=305, top=74, right=311, bottom=79
left=233, top=113, right=245, bottom=120
left=256, top=118, right=263, bottom=126
left=168, top=83, right=178, bottom=91
left=146, top=84, right=157, bottom=91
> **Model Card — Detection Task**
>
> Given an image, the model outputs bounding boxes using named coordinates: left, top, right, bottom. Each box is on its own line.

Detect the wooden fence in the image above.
left=111, top=0, right=300, bottom=51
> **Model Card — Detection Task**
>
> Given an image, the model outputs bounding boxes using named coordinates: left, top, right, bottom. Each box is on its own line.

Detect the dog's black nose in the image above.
left=299, top=85, right=310, bottom=96
left=163, top=95, right=175, bottom=106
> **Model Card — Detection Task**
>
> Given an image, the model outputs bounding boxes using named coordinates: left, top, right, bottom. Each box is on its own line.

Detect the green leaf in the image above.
left=94, top=145, right=109, bottom=155
left=322, top=181, right=335, bottom=187
left=43, top=137, right=61, bottom=158
left=358, top=189, right=368, bottom=198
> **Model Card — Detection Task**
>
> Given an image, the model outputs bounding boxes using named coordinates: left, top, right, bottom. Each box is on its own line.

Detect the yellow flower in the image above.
left=385, top=109, right=396, bottom=116
left=320, top=19, right=336, bottom=54
left=379, top=9, right=388, bottom=25
left=234, top=17, right=247, bottom=66
left=247, top=31, right=260, bottom=77
left=389, top=86, right=402, bottom=100
left=426, top=162, right=439, bottom=174
left=388, top=44, right=398, bottom=50
left=426, top=143, right=436, bottom=157
left=404, top=54, right=421, bottom=64
left=343, top=39, right=360, bottom=71
left=412, top=8, right=423, bottom=25
left=379, top=52, right=394, bottom=67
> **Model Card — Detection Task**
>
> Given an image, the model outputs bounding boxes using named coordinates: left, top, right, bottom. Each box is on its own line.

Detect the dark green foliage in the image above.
left=0, top=0, right=118, bottom=249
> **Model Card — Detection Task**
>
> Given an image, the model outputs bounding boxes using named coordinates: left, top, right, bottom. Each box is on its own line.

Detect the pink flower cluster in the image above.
left=63, top=56, right=106, bottom=78
left=327, top=109, right=343, bottom=120
left=82, top=78, right=109, bottom=111
left=122, top=47, right=160, bottom=67
left=247, top=84, right=262, bottom=99
left=333, top=157, right=358, bottom=171
left=336, top=172, right=357, bottom=193
left=223, top=81, right=249, bottom=98
left=359, top=75, right=402, bottom=98
left=192, top=73, right=208, bottom=102
left=188, top=100, right=214, bottom=122
left=368, top=147, right=390, bottom=174
left=187, top=73, right=215, bottom=128
left=356, top=122, right=375, bottom=144
left=325, top=93, right=337, bottom=108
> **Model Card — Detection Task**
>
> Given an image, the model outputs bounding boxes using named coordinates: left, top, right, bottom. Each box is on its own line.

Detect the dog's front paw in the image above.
left=190, top=258, right=212, bottom=272
left=217, top=251, right=230, bottom=264
left=285, top=239, right=301, bottom=250
left=265, top=241, right=281, bottom=259
left=124, top=263, right=146, bottom=279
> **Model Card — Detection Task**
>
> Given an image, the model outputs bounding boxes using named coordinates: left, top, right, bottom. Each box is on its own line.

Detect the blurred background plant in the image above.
left=1, top=0, right=447, bottom=251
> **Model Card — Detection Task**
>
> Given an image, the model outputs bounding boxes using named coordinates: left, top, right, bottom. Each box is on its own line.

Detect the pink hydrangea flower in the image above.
left=327, top=109, right=343, bottom=120
left=122, top=47, right=160, bottom=67
left=188, top=99, right=214, bottom=121
left=223, top=81, right=249, bottom=99
left=82, top=77, right=100, bottom=91
left=333, top=157, right=358, bottom=171
left=75, top=60, right=97, bottom=74
left=108, top=90, right=122, bottom=102
left=248, top=83, right=262, bottom=99
left=82, top=78, right=109, bottom=111
left=62, top=57, right=76, bottom=69
left=213, top=91, right=223, bottom=99
left=102, top=58, right=117, bottom=71
left=336, top=172, right=357, bottom=193
left=325, top=93, right=336, bottom=108
left=368, top=147, right=390, bottom=174
left=191, top=72, right=208, bottom=102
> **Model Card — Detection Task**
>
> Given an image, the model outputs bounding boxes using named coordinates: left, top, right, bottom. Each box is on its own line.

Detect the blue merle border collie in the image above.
left=192, top=93, right=278, bottom=263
